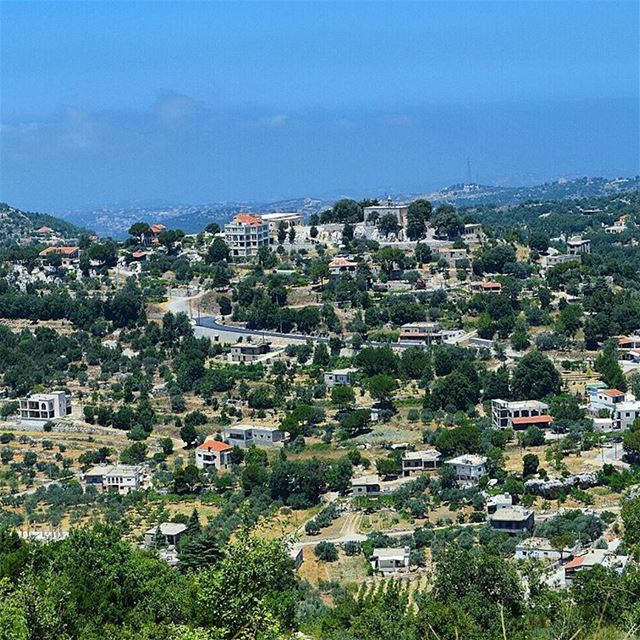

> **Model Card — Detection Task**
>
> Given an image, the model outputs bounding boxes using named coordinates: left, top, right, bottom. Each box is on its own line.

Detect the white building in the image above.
left=19, top=391, right=71, bottom=421
left=84, top=464, right=145, bottom=495
left=224, top=213, right=270, bottom=258
left=402, top=449, right=442, bottom=476
left=260, top=212, right=305, bottom=237
left=540, top=250, right=579, bottom=269
left=324, top=368, right=354, bottom=387
left=371, top=547, right=410, bottom=573
left=491, top=399, right=552, bottom=430
left=436, top=247, right=468, bottom=266
left=515, top=537, right=579, bottom=562
left=195, top=439, right=232, bottom=471
left=445, top=454, right=487, bottom=483
left=486, top=493, right=513, bottom=514
left=587, top=387, right=640, bottom=430
left=223, top=424, right=284, bottom=449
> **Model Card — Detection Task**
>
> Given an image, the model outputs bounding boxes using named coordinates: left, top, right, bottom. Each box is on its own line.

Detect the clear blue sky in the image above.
left=1, top=0, right=638, bottom=211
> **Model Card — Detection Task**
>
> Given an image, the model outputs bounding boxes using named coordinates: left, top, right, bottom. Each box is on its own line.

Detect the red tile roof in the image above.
left=511, top=415, right=553, bottom=426
left=35, top=226, right=54, bottom=233
left=564, top=555, right=587, bottom=570
left=603, top=389, right=624, bottom=397
left=197, top=440, right=232, bottom=452
left=150, top=224, right=167, bottom=234
left=233, top=213, right=263, bottom=226
left=39, top=246, right=79, bottom=256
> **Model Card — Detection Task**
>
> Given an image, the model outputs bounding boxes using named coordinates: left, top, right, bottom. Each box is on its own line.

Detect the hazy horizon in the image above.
left=1, top=1, right=638, bottom=213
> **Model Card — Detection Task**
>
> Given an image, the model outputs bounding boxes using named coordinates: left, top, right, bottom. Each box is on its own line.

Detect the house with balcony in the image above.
left=144, top=523, right=188, bottom=548
left=587, top=387, right=640, bottom=430
left=223, top=424, right=284, bottom=449
left=84, top=464, right=145, bottom=495
left=20, top=391, right=71, bottom=422
left=229, top=341, right=272, bottom=363
left=399, top=322, right=444, bottom=345
left=224, top=214, right=270, bottom=258
left=445, top=454, right=487, bottom=483
left=351, top=474, right=381, bottom=497
left=195, top=439, right=232, bottom=471
left=402, top=449, right=442, bottom=476
left=491, top=399, right=552, bottom=430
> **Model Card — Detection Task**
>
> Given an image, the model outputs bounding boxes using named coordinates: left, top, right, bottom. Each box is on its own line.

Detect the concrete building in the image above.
left=20, top=391, right=71, bottom=421
left=351, top=474, right=381, bottom=497
left=436, top=247, right=468, bottom=266
left=540, top=251, right=579, bottom=269
left=288, top=544, right=304, bottom=569
left=489, top=507, right=535, bottom=534
left=566, top=237, right=591, bottom=256
left=402, top=449, right=442, bottom=476
left=223, top=424, right=284, bottom=449
left=462, top=223, right=485, bottom=243
left=486, top=493, right=513, bottom=514
left=39, top=246, right=80, bottom=261
left=225, top=213, right=270, bottom=258
left=587, top=387, right=640, bottom=430
left=515, top=537, right=579, bottom=562
left=445, top=454, right=487, bottom=483
left=399, top=322, right=443, bottom=345
left=363, top=198, right=408, bottom=228
left=195, top=439, right=232, bottom=471
left=229, top=341, right=272, bottom=363
left=324, top=368, right=354, bottom=387
left=491, top=399, right=552, bottom=430
left=260, top=212, right=305, bottom=237
left=84, top=464, right=144, bottom=495
left=144, top=523, right=188, bottom=548
left=371, top=547, right=410, bottom=573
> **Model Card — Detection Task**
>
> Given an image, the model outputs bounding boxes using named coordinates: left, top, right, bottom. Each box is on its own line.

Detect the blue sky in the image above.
left=1, top=0, right=638, bottom=211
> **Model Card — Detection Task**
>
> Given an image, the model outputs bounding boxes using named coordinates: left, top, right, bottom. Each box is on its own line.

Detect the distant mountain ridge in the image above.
left=53, top=176, right=639, bottom=238
left=0, top=202, right=87, bottom=246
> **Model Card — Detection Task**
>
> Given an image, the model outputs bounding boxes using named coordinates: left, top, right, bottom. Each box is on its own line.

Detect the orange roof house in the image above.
left=39, top=246, right=79, bottom=258
left=35, top=226, right=54, bottom=234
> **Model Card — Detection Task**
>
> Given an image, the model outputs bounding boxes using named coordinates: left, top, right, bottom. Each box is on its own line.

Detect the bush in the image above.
left=314, top=541, right=338, bottom=562
left=343, top=541, right=361, bottom=556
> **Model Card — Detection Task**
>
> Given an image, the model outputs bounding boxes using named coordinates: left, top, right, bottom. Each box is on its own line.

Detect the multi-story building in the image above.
left=224, top=213, right=270, bottom=258
left=402, top=449, right=442, bottom=476
left=587, top=387, right=640, bottom=430
left=84, top=464, right=145, bottom=495
left=20, top=391, right=71, bottom=421
left=470, top=281, right=502, bottom=295
left=445, top=454, right=487, bottom=483
left=566, top=236, right=591, bottom=255
left=195, top=439, right=232, bottom=471
left=223, top=424, right=284, bottom=449
left=399, top=322, right=444, bottom=345
left=491, top=399, right=552, bottom=430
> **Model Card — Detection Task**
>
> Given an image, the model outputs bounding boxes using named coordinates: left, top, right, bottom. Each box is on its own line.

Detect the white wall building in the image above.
left=195, top=439, right=232, bottom=471
left=20, top=391, right=71, bottom=421
left=224, top=213, right=270, bottom=258
left=371, top=547, right=410, bottom=573
left=223, top=424, right=284, bottom=449
left=324, top=368, right=354, bottom=387
left=587, top=387, right=640, bottom=430
left=445, top=454, right=487, bottom=483
left=84, top=464, right=145, bottom=495
left=363, top=198, right=408, bottom=228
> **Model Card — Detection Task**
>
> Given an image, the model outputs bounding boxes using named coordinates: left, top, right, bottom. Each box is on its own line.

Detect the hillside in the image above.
left=0, top=202, right=88, bottom=246
left=53, top=175, right=639, bottom=238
